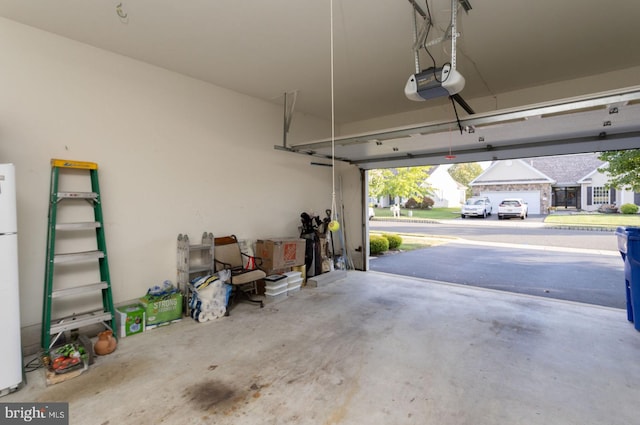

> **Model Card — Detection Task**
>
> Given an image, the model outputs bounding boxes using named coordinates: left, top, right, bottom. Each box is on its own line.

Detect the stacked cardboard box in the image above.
left=256, top=238, right=305, bottom=271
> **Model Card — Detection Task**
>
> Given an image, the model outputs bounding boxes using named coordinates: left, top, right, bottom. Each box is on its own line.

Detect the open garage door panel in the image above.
left=276, top=87, right=640, bottom=271
left=278, top=86, right=640, bottom=169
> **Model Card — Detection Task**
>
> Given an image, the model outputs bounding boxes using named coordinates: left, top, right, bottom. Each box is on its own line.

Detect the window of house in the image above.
left=592, top=186, right=609, bottom=204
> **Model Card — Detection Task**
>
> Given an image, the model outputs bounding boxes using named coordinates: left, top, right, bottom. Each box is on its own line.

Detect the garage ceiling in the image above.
left=2, top=0, right=639, bottom=168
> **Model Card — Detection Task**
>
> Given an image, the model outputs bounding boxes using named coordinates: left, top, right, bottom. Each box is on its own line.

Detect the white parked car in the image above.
left=498, top=198, right=528, bottom=220
left=461, top=197, right=492, bottom=219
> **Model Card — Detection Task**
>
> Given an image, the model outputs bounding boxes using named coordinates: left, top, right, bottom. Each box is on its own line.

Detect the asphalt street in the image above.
left=370, top=216, right=619, bottom=252
left=369, top=219, right=626, bottom=309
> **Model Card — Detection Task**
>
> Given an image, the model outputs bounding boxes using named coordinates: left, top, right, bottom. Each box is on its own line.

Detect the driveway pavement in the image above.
left=369, top=220, right=626, bottom=309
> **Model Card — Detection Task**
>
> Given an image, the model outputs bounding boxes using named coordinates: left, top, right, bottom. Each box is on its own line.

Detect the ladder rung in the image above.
left=54, top=250, right=104, bottom=264
left=189, top=244, right=212, bottom=251
left=189, top=265, right=213, bottom=274
left=51, top=282, right=108, bottom=299
left=50, top=311, right=112, bottom=335
left=56, top=221, right=101, bottom=231
left=56, top=192, right=98, bottom=200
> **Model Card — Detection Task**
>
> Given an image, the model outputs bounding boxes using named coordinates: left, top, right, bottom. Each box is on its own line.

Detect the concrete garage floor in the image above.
left=7, top=271, right=640, bottom=425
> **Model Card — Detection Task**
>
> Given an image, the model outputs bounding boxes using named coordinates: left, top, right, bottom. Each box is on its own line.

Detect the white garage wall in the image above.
left=0, top=17, right=348, bottom=328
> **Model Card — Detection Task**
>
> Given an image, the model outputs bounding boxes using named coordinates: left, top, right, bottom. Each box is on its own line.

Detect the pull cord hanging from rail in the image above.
left=328, top=0, right=340, bottom=233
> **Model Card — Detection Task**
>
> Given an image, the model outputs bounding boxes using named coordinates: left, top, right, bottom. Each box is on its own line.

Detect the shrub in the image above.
left=421, top=196, right=435, bottom=209
left=620, top=203, right=639, bottom=214
left=382, top=233, right=403, bottom=250
left=404, top=197, right=419, bottom=209
left=369, top=234, right=389, bottom=255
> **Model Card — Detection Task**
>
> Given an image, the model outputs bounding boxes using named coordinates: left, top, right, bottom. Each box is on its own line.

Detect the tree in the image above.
left=367, top=166, right=432, bottom=205
left=367, top=169, right=390, bottom=204
left=598, top=149, right=640, bottom=192
left=448, top=162, right=483, bottom=197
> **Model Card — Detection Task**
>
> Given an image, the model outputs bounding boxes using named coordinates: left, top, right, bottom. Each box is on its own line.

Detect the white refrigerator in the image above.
left=0, top=163, right=23, bottom=395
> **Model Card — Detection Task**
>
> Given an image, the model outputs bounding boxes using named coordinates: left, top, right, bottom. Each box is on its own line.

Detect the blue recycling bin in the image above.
left=615, top=226, right=640, bottom=331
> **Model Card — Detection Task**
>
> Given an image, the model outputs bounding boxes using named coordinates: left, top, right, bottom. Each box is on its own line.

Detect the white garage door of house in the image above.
left=481, top=191, right=541, bottom=215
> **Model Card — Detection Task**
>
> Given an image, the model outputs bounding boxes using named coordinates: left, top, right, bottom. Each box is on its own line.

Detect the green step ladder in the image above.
left=41, top=159, right=116, bottom=351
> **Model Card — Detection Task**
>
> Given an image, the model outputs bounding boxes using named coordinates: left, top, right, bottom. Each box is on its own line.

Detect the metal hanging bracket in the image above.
left=409, top=0, right=465, bottom=71
left=282, top=90, right=298, bottom=148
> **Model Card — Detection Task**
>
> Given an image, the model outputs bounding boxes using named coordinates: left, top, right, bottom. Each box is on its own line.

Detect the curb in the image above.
left=544, top=225, right=616, bottom=232
left=371, top=218, right=441, bottom=224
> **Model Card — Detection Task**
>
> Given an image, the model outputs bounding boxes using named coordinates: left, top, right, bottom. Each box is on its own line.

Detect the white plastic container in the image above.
left=265, top=281, right=288, bottom=293
left=284, top=271, right=302, bottom=282
left=264, top=286, right=288, bottom=304
left=287, top=285, right=301, bottom=295
left=288, top=277, right=303, bottom=288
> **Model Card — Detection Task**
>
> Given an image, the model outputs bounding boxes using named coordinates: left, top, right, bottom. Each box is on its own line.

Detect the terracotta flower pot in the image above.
left=94, top=330, right=117, bottom=355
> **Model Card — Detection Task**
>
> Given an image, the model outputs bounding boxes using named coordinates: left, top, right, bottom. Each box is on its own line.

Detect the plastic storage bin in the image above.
left=287, top=277, right=303, bottom=295
left=615, top=226, right=640, bottom=331
left=264, top=287, right=288, bottom=304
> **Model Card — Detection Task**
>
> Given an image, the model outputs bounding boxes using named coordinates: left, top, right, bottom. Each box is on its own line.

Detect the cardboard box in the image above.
left=115, top=304, right=146, bottom=337
left=139, top=292, right=183, bottom=328
left=256, top=238, right=305, bottom=270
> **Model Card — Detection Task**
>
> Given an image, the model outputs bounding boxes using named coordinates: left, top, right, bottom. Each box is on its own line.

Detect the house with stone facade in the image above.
left=469, top=153, right=638, bottom=214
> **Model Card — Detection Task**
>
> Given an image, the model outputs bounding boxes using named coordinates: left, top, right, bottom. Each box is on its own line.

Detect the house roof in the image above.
left=426, top=166, right=438, bottom=177
left=426, top=165, right=467, bottom=191
left=471, top=158, right=554, bottom=186
left=470, top=153, right=606, bottom=187
left=519, top=153, right=605, bottom=185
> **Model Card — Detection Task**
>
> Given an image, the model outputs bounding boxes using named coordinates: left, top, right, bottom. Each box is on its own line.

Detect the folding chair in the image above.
left=214, top=235, right=265, bottom=312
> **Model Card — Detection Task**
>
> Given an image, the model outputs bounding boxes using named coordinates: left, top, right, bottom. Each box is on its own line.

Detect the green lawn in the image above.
left=371, top=207, right=640, bottom=228
left=371, top=207, right=460, bottom=220
left=543, top=213, right=640, bottom=227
